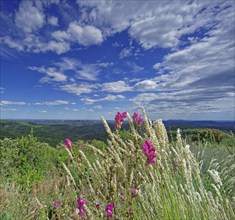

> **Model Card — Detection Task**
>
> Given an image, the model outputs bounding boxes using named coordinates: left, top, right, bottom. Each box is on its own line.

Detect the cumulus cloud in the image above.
left=78, top=0, right=229, bottom=49
left=51, top=21, right=103, bottom=46
left=48, top=16, right=58, bottom=26
left=1, top=0, right=234, bottom=57
left=15, top=1, right=45, bottom=33
left=0, top=36, right=24, bottom=51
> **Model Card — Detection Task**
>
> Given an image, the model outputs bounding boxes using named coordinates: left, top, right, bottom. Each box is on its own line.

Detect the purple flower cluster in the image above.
left=64, top=137, right=72, bottom=150
left=114, top=112, right=127, bottom=129
left=106, top=202, right=115, bottom=218
left=77, top=197, right=86, bottom=219
left=53, top=200, right=61, bottom=208
left=142, top=140, right=157, bottom=165
left=132, top=112, right=143, bottom=127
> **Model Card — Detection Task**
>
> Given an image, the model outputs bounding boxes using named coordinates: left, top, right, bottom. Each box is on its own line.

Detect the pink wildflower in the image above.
left=142, top=140, right=157, bottom=165
left=130, top=187, right=137, bottom=197
left=132, top=112, right=143, bottom=127
left=147, top=151, right=157, bottom=165
left=142, top=140, right=152, bottom=155
left=53, top=201, right=61, bottom=208
left=106, top=202, right=115, bottom=218
left=114, top=112, right=127, bottom=130
left=64, top=138, right=72, bottom=150
left=77, top=197, right=86, bottom=218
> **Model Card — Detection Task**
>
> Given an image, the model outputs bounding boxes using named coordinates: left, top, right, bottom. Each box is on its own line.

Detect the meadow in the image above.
left=0, top=108, right=234, bottom=219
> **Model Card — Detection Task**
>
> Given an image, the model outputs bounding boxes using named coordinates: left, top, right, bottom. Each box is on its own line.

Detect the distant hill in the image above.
left=163, top=120, right=235, bottom=131
left=0, top=119, right=234, bottom=146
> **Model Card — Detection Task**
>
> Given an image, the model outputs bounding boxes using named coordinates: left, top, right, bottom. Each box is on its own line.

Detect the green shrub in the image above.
left=0, top=133, right=58, bottom=185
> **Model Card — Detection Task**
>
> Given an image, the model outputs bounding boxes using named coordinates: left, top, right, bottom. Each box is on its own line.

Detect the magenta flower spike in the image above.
left=132, top=112, right=143, bottom=127
left=106, top=202, right=115, bottom=218
left=77, top=197, right=86, bottom=218
left=142, top=140, right=157, bottom=165
left=147, top=151, right=157, bottom=165
left=142, top=140, right=152, bottom=155
left=64, top=138, right=72, bottom=150
left=114, top=112, right=127, bottom=130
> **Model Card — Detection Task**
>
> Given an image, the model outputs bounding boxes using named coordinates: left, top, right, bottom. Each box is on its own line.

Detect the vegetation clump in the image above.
left=0, top=109, right=234, bottom=219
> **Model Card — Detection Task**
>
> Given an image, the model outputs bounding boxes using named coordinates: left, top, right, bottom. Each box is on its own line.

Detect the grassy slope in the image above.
left=0, top=114, right=234, bottom=219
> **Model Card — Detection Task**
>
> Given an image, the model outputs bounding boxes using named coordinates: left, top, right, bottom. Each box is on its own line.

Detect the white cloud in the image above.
left=78, top=0, right=234, bottom=50
left=29, top=66, right=67, bottom=83
left=68, top=22, right=103, bottom=46
left=0, top=101, right=26, bottom=106
left=1, top=0, right=234, bottom=57
left=119, top=47, right=133, bottom=58
left=102, top=81, right=131, bottom=93
left=55, top=57, right=112, bottom=81
left=15, top=1, right=45, bottom=33
left=59, top=83, right=96, bottom=95
left=133, top=80, right=158, bottom=91
left=0, top=36, right=24, bottom=51
left=43, top=40, right=70, bottom=54
left=82, top=94, right=125, bottom=104
left=35, top=100, right=69, bottom=105
left=51, top=21, right=103, bottom=46
left=48, top=16, right=58, bottom=26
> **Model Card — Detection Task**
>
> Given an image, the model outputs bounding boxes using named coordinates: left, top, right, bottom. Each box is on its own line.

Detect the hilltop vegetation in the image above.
left=0, top=110, right=234, bottom=219
left=1, top=119, right=234, bottom=147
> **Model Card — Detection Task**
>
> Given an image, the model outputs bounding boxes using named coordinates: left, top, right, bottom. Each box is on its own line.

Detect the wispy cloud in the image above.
left=0, top=100, right=27, bottom=106
left=102, top=81, right=131, bottom=93
left=82, top=94, right=125, bottom=104
left=29, top=66, right=67, bottom=83
left=119, top=47, right=133, bottom=58
left=59, top=83, right=97, bottom=96
left=35, top=100, right=69, bottom=105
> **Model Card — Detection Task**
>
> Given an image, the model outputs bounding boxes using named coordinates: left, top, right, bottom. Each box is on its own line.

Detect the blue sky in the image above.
left=0, top=0, right=234, bottom=120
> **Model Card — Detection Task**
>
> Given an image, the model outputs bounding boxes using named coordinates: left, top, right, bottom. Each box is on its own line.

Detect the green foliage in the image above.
left=188, top=128, right=231, bottom=143
left=0, top=132, right=58, bottom=185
